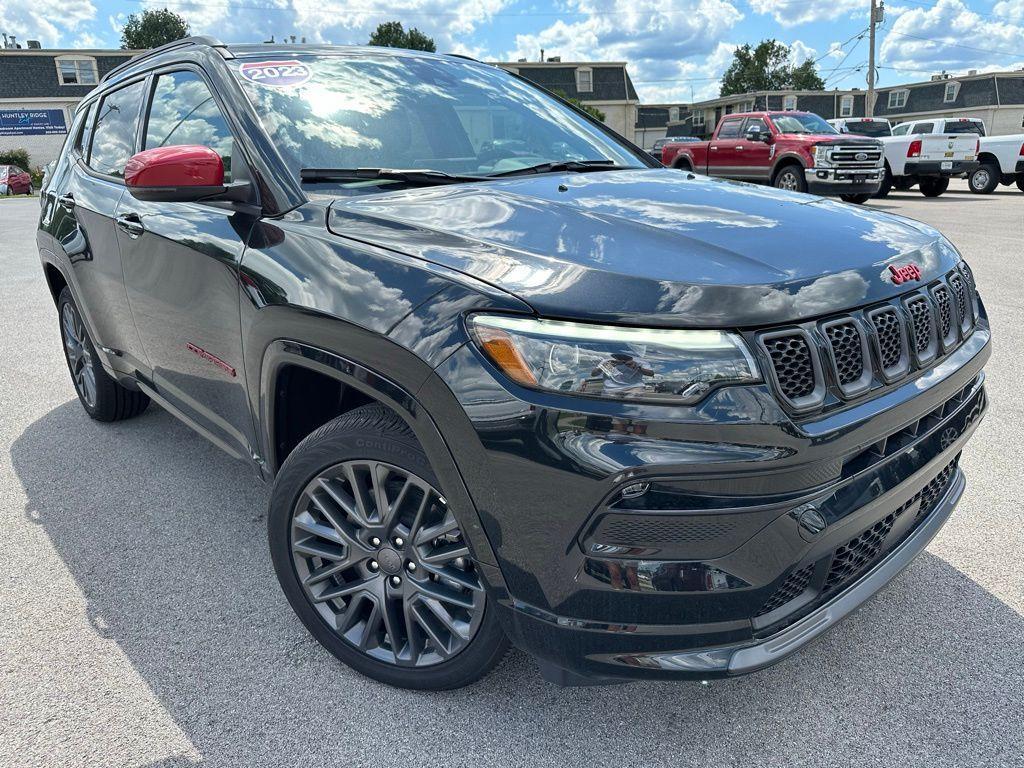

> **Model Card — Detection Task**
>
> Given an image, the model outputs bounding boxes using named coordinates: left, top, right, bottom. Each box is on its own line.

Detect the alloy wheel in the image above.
left=776, top=171, right=799, bottom=191
left=289, top=460, right=485, bottom=667
left=61, top=301, right=97, bottom=408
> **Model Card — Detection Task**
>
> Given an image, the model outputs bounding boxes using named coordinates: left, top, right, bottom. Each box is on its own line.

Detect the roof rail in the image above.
left=101, top=35, right=229, bottom=83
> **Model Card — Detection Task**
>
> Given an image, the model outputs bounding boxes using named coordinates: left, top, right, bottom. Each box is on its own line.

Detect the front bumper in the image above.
left=434, top=308, right=990, bottom=684
left=805, top=167, right=883, bottom=196
left=905, top=159, right=980, bottom=177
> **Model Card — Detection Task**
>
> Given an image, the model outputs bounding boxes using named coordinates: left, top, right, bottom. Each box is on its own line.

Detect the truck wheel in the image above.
left=840, top=194, right=871, bottom=204
left=268, top=403, right=510, bottom=690
left=57, top=287, right=150, bottom=422
left=919, top=177, right=949, bottom=197
left=873, top=168, right=893, bottom=198
left=1017, top=176, right=1024, bottom=193
left=773, top=166, right=806, bottom=193
left=968, top=164, right=999, bottom=194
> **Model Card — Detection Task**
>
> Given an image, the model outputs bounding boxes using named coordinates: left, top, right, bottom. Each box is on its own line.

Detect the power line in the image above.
left=885, top=29, right=1024, bottom=60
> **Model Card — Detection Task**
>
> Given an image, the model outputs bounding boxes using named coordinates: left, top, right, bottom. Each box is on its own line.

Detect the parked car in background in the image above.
left=0, top=164, right=33, bottom=195
left=877, top=120, right=980, bottom=198
left=662, top=111, right=883, bottom=203
left=829, top=117, right=893, bottom=138
left=971, top=134, right=1024, bottom=193
left=651, top=135, right=698, bottom=163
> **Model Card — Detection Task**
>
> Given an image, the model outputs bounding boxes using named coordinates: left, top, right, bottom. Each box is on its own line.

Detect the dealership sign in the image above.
left=0, top=109, right=67, bottom=136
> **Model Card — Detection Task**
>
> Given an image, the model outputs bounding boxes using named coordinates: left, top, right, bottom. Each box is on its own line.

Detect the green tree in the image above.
left=120, top=8, right=190, bottom=50
left=552, top=90, right=606, bottom=122
left=367, top=21, right=436, bottom=52
left=719, top=40, right=824, bottom=96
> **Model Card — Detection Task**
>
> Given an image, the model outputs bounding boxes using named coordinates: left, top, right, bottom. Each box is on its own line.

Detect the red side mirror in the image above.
left=125, top=145, right=227, bottom=202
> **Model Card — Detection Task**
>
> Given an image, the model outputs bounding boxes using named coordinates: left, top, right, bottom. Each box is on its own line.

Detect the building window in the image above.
left=575, top=67, right=593, bottom=93
left=888, top=89, right=908, bottom=109
left=944, top=81, right=960, bottom=103
left=56, top=56, right=98, bottom=86
left=783, top=95, right=798, bottom=111
left=840, top=95, right=854, bottom=117
left=693, top=110, right=705, bottom=128
left=669, top=106, right=680, bottom=122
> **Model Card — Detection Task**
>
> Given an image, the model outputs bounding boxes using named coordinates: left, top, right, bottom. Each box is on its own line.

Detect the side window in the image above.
left=892, top=123, right=910, bottom=136
left=145, top=71, right=235, bottom=182
left=912, top=122, right=934, bottom=133
left=89, top=80, right=146, bottom=177
left=742, top=118, right=769, bottom=137
left=75, top=101, right=98, bottom=158
left=717, top=119, right=743, bottom=139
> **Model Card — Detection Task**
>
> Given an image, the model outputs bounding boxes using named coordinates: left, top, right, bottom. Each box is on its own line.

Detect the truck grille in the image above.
left=756, top=268, right=979, bottom=413
left=828, top=146, right=883, bottom=169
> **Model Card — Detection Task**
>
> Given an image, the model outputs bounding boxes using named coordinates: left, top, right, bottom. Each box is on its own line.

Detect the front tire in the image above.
left=873, top=167, right=893, bottom=198
left=57, top=288, right=149, bottom=421
left=268, top=404, right=510, bottom=690
left=773, top=165, right=807, bottom=193
left=840, top=194, right=871, bottom=204
left=968, top=163, right=999, bottom=194
left=919, top=177, right=950, bottom=197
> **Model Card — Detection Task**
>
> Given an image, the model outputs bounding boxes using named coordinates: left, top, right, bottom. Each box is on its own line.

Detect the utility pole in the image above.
left=867, top=0, right=885, bottom=116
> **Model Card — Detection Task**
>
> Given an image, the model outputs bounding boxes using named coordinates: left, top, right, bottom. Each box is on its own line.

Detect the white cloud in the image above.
left=0, top=0, right=96, bottom=47
left=880, top=0, right=1024, bottom=72
left=789, top=39, right=817, bottom=63
left=504, top=0, right=744, bottom=102
left=754, top=0, right=862, bottom=27
left=993, top=0, right=1024, bottom=23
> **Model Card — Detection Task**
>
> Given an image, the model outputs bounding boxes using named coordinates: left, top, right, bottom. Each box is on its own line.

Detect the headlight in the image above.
left=813, top=145, right=833, bottom=167
left=468, top=315, right=760, bottom=404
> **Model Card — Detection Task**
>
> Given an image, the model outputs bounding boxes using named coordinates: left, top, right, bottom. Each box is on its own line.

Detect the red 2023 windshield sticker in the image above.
left=238, top=60, right=312, bottom=88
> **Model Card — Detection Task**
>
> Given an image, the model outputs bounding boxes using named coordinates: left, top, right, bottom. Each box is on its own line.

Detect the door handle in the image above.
left=58, top=193, right=75, bottom=210
left=735, top=146, right=744, bottom=150
left=710, top=146, right=719, bottom=151
left=115, top=212, right=144, bottom=238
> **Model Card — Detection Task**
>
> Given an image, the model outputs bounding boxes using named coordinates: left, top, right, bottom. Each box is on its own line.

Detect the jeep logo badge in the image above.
left=888, top=263, right=922, bottom=284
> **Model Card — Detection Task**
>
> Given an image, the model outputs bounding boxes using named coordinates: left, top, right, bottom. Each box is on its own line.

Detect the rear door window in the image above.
left=89, top=80, right=146, bottom=177
left=912, top=122, right=934, bottom=133
left=717, top=119, right=743, bottom=139
left=144, top=70, right=236, bottom=181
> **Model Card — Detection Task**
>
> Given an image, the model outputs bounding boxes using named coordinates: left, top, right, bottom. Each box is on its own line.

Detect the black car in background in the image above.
left=37, top=37, right=989, bottom=689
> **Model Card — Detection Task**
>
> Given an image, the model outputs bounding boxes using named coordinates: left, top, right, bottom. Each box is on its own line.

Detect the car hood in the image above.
left=327, top=168, right=959, bottom=327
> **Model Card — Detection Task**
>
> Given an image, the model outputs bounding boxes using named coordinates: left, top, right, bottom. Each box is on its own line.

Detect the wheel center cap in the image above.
left=376, top=547, right=403, bottom=575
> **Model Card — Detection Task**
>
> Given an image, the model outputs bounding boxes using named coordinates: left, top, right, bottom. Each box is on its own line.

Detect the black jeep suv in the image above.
left=37, top=37, right=989, bottom=690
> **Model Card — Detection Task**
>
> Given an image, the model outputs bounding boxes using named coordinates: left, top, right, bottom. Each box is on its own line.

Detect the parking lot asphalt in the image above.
left=1, top=182, right=1022, bottom=768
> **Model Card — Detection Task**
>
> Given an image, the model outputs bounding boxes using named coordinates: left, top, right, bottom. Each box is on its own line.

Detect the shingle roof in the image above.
left=497, top=63, right=638, bottom=102
left=0, top=52, right=136, bottom=99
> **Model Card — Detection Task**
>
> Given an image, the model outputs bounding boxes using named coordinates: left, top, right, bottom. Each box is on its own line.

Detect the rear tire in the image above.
left=968, top=163, right=999, bottom=194
left=268, top=404, right=510, bottom=690
left=57, top=287, right=150, bottom=422
left=772, top=165, right=807, bottom=193
left=919, top=177, right=949, bottom=197
left=840, top=194, right=871, bottom=204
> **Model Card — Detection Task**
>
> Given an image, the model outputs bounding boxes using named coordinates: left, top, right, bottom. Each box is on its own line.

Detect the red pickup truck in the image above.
left=662, top=111, right=885, bottom=203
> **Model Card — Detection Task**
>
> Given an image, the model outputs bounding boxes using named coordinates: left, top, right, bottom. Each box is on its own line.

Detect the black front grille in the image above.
left=871, top=308, right=904, bottom=370
left=594, top=515, right=736, bottom=545
left=764, top=333, right=816, bottom=400
left=905, top=296, right=933, bottom=355
left=757, top=268, right=979, bottom=413
left=825, top=321, right=864, bottom=386
left=823, top=511, right=897, bottom=592
left=949, top=273, right=971, bottom=333
left=756, top=564, right=813, bottom=616
left=917, top=460, right=957, bottom=518
left=934, top=285, right=954, bottom=341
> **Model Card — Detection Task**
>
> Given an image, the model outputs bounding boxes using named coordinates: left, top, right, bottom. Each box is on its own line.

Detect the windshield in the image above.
left=845, top=121, right=891, bottom=137
left=770, top=113, right=838, bottom=135
left=945, top=121, right=985, bottom=136
left=232, top=53, right=644, bottom=189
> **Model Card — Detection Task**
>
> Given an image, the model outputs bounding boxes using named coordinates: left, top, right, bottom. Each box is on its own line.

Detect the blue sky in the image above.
left=3, top=0, right=1024, bottom=102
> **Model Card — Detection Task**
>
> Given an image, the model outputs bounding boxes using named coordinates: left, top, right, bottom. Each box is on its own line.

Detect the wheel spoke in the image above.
left=415, top=576, right=475, bottom=610
left=314, top=576, right=377, bottom=603
left=414, top=509, right=459, bottom=546
left=308, top=492, right=371, bottom=554
left=303, top=559, right=350, bottom=587
left=420, top=542, right=470, bottom=566
left=343, top=463, right=379, bottom=525
left=419, top=561, right=482, bottom=592
left=421, top=597, right=468, bottom=642
left=411, top=601, right=453, bottom=658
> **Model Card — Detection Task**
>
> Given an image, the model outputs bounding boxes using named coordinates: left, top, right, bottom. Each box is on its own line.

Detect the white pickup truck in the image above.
left=971, top=129, right=1024, bottom=194
left=876, top=117, right=981, bottom=198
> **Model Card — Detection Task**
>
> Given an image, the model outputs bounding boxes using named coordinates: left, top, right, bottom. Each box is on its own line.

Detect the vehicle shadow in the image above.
left=11, top=400, right=1024, bottom=767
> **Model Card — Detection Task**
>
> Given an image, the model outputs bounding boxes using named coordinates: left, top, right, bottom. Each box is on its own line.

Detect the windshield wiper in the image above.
left=488, top=159, right=636, bottom=178
left=299, top=168, right=489, bottom=186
